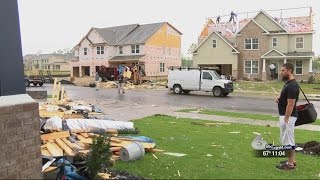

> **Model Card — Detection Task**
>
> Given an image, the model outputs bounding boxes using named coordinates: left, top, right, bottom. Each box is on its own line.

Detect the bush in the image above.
left=87, top=134, right=112, bottom=179
left=253, top=78, right=262, bottom=82
left=307, top=75, right=315, bottom=84
left=243, top=77, right=250, bottom=81
left=70, top=76, right=75, bottom=82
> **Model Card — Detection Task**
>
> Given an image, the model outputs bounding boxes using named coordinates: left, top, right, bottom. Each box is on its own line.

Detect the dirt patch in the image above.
left=296, top=141, right=320, bottom=155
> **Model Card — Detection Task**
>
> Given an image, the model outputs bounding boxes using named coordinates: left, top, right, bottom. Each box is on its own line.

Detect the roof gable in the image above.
left=193, top=30, right=239, bottom=54
left=253, top=10, right=288, bottom=33
left=261, top=49, right=285, bottom=58
left=95, top=24, right=139, bottom=45
left=237, top=19, right=269, bottom=34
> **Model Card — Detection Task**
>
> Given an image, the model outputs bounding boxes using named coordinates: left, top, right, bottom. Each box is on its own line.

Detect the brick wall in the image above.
left=0, top=94, right=42, bottom=179
left=236, top=21, right=269, bottom=80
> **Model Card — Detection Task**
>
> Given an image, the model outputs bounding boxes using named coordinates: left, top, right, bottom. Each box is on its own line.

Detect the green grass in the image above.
left=178, top=109, right=320, bottom=126
left=112, top=115, right=320, bottom=179
left=235, top=81, right=320, bottom=95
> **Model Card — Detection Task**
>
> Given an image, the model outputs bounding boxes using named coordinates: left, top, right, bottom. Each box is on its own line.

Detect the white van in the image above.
left=167, top=68, right=233, bottom=97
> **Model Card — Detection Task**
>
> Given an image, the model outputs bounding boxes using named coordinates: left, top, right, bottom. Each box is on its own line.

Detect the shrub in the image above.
left=307, top=75, right=315, bottom=84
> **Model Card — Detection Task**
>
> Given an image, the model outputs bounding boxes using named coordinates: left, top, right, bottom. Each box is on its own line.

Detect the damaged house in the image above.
left=193, top=8, right=315, bottom=81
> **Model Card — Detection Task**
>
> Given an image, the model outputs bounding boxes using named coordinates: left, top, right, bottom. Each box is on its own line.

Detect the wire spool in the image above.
left=251, top=135, right=268, bottom=150
left=120, top=142, right=145, bottom=162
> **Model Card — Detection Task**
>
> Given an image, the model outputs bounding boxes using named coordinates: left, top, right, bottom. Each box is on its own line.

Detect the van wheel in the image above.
left=173, top=85, right=182, bottom=94
left=183, top=90, right=190, bottom=94
left=213, top=87, right=223, bottom=97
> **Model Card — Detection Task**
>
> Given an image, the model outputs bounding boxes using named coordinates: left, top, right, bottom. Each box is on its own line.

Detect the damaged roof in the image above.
left=200, top=10, right=313, bottom=44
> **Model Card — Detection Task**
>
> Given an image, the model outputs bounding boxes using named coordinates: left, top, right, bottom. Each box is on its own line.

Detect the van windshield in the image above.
left=210, top=71, right=222, bottom=80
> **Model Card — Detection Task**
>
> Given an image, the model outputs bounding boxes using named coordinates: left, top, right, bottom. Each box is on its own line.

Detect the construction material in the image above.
left=163, top=152, right=186, bottom=157
left=152, top=154, right=158, bottom=160
left=43, top=116, right=63, bottom=131
left=46, top=142, right=64, bottom=157
left=55, top=139, right=76, bottom=156
left=41, top=131, right=70, bottom=141
left=66, top=119, right=134, bottom=133
left=76, top=134, right=93, bottom=144
left=61, top=138, right=85, bottom=150
left=146, top=149, right=165, bottom=152
left=42, top=158, right=56, bottom=172
left=120, top=142, right=145, bottom=162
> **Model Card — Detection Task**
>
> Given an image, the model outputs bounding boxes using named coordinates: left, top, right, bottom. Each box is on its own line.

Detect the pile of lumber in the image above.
left=40, top=129, right=163, bottom=161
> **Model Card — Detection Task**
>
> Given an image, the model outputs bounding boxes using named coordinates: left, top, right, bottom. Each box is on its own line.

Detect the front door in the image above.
left=201, top=71, right=214, bottom=91
left=269, top=62, right=279, bottom=80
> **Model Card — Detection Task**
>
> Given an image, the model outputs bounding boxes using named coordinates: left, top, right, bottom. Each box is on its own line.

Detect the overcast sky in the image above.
left=18, top=0, right=319, bottom=56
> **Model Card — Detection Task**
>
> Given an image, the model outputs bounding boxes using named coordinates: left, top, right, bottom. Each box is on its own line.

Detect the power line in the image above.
left=208, top=6, right=311, bottom=19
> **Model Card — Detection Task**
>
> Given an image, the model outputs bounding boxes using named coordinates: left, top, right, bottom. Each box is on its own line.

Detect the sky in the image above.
left=17, top=0, right=320, bottom=56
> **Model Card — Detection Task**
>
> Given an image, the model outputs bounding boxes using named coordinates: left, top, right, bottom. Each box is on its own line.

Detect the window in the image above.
left=272, top=37, right=277, bottom=47
left=244, top=60, right=259, bottom=74
left=296, top=37, right=304, bottom=49
left=160, top=62, right=165, bottom=72
left=97, top=46, right=104, bottom=54
left=245, top=38, right=259, bottom=50
left=84, top=48, right=88, bottom=55
left=212, top=40, right=217, bottom=48
left=55, top=65, right=60, bottom=70
left=202, top=72, right=212, bottom=80
left=119, top=46, right=123, bottom=54
left=295, top=61, right=303, bottom=75
left=131, top=45, right=140, bottom=54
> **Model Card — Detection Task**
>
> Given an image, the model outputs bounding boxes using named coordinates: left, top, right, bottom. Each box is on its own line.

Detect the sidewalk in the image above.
left=167, top=112, right=320, bottom=132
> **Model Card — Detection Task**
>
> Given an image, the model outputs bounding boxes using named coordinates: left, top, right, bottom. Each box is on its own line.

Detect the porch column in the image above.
left=309, top=58, right=313, bottom=72
left=262, top=59, right=267, bottom=81
left=262, top=59, right=266, bottom=72
left=284, top=59, right=287, bottom=64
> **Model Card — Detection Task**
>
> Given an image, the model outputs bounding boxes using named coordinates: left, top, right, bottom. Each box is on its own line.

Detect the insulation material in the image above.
left=66, top=119, right=135, bottom=133
left=71, top=105, right=93, bottom=112
left=43, top=116, right=63, bottom=131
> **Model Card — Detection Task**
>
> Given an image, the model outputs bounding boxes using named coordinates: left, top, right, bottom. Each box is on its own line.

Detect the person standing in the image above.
left=275, top=63, right=300, bottom=170
left=95, top=71, right=101, bottom=91
left=118, top=73, right=125, bottom=94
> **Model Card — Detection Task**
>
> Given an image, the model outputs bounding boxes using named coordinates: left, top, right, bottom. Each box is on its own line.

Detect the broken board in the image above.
left=41, top=131, right=70, bottom=141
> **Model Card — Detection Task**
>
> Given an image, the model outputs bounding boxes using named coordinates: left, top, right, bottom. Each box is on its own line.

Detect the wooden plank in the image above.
left=52, top=78, right=57, bottom=101
left=79, top=133, right=89, bottom=138
left=41, top=149, right=51, bottom=157
left=110, top=141, right=156, bottom=149
left=145, top=149, right=165, bottom=153
left=43, top=166, right=58, bottom=173
left=77, top=134, right=93, bottom=144
left=111, top=155, right=120, bottom=160
left=39, top=110, right=65, bottom=118
left=106, top=129, right=118, bottom=134
left=56, top=82, right=61, bottom=101
left=61, top=87, right=65, bottom=101
left=110, top=147, right=121, bottom=152
left=55, top=138, right=75, bottom=156
left=46, top=142, right=63, bottom=157
left=61, top=137, right=84, bottom=150
left=41, top=131, right=70, bottom=141
left=78, top=150, right=90, bottom=155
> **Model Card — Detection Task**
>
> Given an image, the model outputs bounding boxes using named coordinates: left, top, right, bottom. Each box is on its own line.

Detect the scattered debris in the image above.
left=252, top=132, right=261, bottom=135
left=229, top=131, right=240, bottom=134
left=192, top=122, right=231, bottom=127
left=206, top=154, right=213, bottom=157
left=163, top=152, right=187, bottom=157
left=177, top=170, right=181, bottom=177
left=152, top=154, right=158, bottom=160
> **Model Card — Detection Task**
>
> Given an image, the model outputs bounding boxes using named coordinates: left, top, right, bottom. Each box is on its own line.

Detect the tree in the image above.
left=312, top=56, right=320, bottom=71
left=188, top=43, right=198, bottom=54
left=181, top=55, right=193, bottom=67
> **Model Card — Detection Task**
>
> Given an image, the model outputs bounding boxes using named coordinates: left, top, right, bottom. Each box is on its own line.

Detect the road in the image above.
left=27, top=84, right=320, bottom=121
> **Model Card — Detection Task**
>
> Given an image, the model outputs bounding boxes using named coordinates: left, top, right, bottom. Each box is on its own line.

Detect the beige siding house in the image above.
left=23, top=54, right=72, bottom=72
left=193, top=9, right=314, bottom=81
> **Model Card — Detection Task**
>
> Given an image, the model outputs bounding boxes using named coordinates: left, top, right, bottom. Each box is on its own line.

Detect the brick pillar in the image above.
left=0, top=94, right=42, bottom=179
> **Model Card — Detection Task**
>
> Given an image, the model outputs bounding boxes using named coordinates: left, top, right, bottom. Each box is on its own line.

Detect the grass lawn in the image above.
left=112, top=115, right=320, bottom=179
left=177, top=109, right=320, bottom=126
left=235, top=81, right=320, bottom=95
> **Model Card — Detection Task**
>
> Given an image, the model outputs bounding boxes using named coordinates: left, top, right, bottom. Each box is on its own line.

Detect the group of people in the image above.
left=117, top=64, right=145, bottom=94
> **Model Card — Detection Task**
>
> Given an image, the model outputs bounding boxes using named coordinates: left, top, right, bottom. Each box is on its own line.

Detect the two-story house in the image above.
left=23, top=54, right=72, bottom=71
left=71, top=22, right=182, bottom=77
left=193, top=9, right=314, bottom=81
